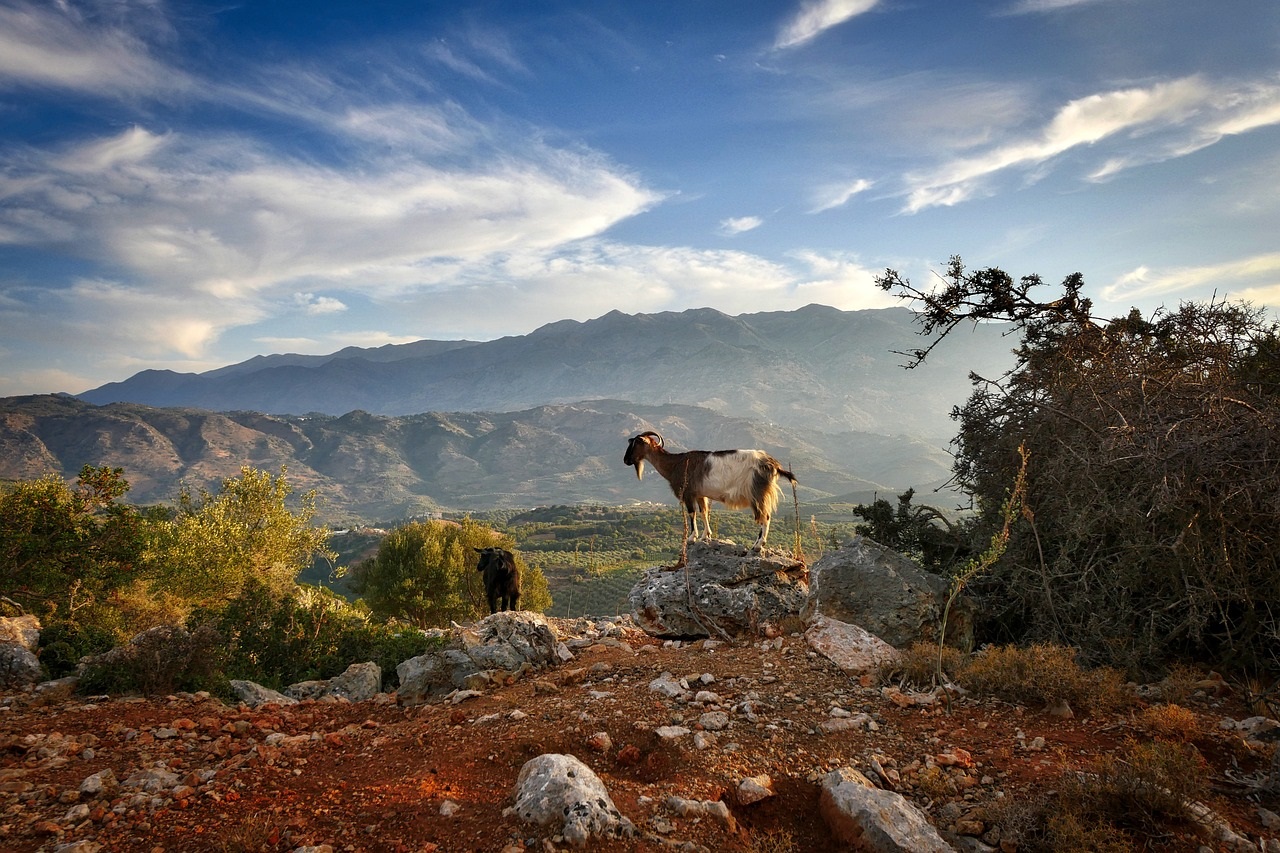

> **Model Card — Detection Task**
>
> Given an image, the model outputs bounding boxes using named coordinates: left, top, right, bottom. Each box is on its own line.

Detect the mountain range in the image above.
left=78, top=305, right=1014, bottom=442
left=1, top=306, right=1015, bottom=521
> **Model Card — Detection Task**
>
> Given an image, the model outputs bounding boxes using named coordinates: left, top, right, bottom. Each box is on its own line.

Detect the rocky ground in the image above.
left=1, top=616, right=1278, bottom=853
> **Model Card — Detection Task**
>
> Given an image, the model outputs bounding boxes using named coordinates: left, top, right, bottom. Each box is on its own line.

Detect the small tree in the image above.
left=350, top=518, right=550, bottom=628
left=149, top=466, right=334, bottom=608
left=879, top=257, right=1280, bottom=676
left=0, top=465, right=145, bottom=620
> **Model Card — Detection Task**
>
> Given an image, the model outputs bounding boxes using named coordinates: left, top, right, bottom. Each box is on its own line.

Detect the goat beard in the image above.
left=633, top=460, right=645, bottom=480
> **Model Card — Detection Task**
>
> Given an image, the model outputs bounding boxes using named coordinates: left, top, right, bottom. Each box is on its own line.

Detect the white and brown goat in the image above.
left=623, top=431, right=796, bottom=550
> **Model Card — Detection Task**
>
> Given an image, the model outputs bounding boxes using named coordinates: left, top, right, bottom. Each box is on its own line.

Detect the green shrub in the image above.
left=194, top=581, right=443, bottom=692
left=78, top=624, right=223, bottom=695
left=37, top=620, right=119, bottom=679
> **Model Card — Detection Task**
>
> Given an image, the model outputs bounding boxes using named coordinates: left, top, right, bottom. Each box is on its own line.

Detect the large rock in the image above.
left=802, top=536, right=973, bottom=650
left=287, top=661, right=381, bottom=702
left=0, top=615, right=43, bottom=691
left=0, top=643, right=42, bottom=690
left=819, top=767, right=954, bottom=852
left=512, top=753, right=636, bottom=847
left=229, top=680, right=297, bottom=707
left=805, top=615, right=901, bottom=675
left=0, top=615, right=41, bottom=650
left=628, top=540, right=809, bottom=639
left=396, top=611, right=568, bottom=706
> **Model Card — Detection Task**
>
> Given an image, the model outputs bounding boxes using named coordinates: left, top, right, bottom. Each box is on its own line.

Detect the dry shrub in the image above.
left=956, top=643, right=1131, bottom=713
left=1060, top=740, right=1207, bottom=832
left=1043, top=812, right=1136, bottom=853
left=882, top=641, right=965, bottom=689
left=745, top=828, right=799, bottom=853
left=1157, top=663, right=1205, bottom=706
left=991, top=740, right=1206, bottom=852
left=1136, top=703, right=1201, bottom=743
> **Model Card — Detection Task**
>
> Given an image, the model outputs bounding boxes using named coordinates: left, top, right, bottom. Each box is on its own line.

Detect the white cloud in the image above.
left=1004, top=0, right=1109, bottom=14
left=775, top=0, right=879, bottom=50
left=1, top=121, right=661, bottom=302
left=1102, top=253, right=1280, bottom=304
left=718, top=216, right=763, bottom=235
left=294, top=293, right=348, bottom=315
left=0, top=0, right=187, bottom=96
left=902, top=75, right=1280, bottom=213
left=811, top=178, right=872, bottom=213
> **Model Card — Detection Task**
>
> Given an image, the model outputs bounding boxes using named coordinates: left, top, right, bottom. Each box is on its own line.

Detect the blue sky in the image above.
left=1, top=0, right=1277, bottom=396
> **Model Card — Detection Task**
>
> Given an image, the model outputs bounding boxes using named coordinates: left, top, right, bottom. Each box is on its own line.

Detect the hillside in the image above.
left=0, top=395, right=956, bottom=522
left=78, top=305, right=1016, bottom=444
left=1, top=620, right=1274, bottom=852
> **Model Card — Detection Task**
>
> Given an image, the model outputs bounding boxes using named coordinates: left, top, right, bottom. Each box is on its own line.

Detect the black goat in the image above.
left=623, top=430, right=797, bottom=550
left=474, top=547, right=522, bottom=614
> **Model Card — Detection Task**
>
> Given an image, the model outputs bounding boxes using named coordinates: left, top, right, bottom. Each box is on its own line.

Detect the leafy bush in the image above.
left=195, top=581, right=442, bottom=691
left=349, top=518, right=551, bottom=628
left=37, top=620, right=119, bottom=679
left=1060, top=740, right=1208, bottom=834
left=882, top=641, right=965, bottom=689
left=1135, top=704, right=1202, bottom=743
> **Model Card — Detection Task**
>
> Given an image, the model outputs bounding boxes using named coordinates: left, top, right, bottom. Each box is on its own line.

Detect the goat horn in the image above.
left=638, top=430, right=664, bottom=447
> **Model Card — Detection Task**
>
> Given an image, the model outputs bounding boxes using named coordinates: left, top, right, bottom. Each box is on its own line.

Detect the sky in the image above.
left=1, top=0, right=1278, bottom=397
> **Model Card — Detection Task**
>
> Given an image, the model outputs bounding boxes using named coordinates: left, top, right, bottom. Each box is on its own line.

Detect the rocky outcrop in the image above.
left=802, top=535, right=973, bottom=650
left=628, top=540, right=808, bottom=639
left=396, top=611, right=570, bottom=706
left=229, top=680, right=296, bottom=707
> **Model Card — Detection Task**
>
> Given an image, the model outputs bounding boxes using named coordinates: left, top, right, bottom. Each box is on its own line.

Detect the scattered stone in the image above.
left=287, top=661, right=381, bottom=703
left=697, top=711, right=730, bottom=731
left=665, top=796, right=736, bottom=831
left=80, top=768, right=119, bottom=800
left=656, top=726, right=692, bottom=741
left=737, top=774, right=775, bottom=805
left=587, top=732, right=613, bottom=752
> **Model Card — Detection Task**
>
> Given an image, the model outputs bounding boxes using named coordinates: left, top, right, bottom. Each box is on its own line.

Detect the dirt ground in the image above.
left=2, top=621, right=1277, bottom=853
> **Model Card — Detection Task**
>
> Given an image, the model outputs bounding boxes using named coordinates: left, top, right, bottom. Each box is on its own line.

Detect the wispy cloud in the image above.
left=1102, top=252, right=1280, bottom=303
left=1003, top=0, right=1110, bottom=14
left=718, top=216, right=763, bottom=235
left=901, top=75, right=1280, bottom=213
left=811, top=178, right=872, bottom=213
left=775, top=0, right=879, bottom=50
left=0, top=0, right=188, bottom=96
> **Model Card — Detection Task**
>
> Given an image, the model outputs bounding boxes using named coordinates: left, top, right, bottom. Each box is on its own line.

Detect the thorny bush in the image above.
left=879, top=257, right=1280, bottom=678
